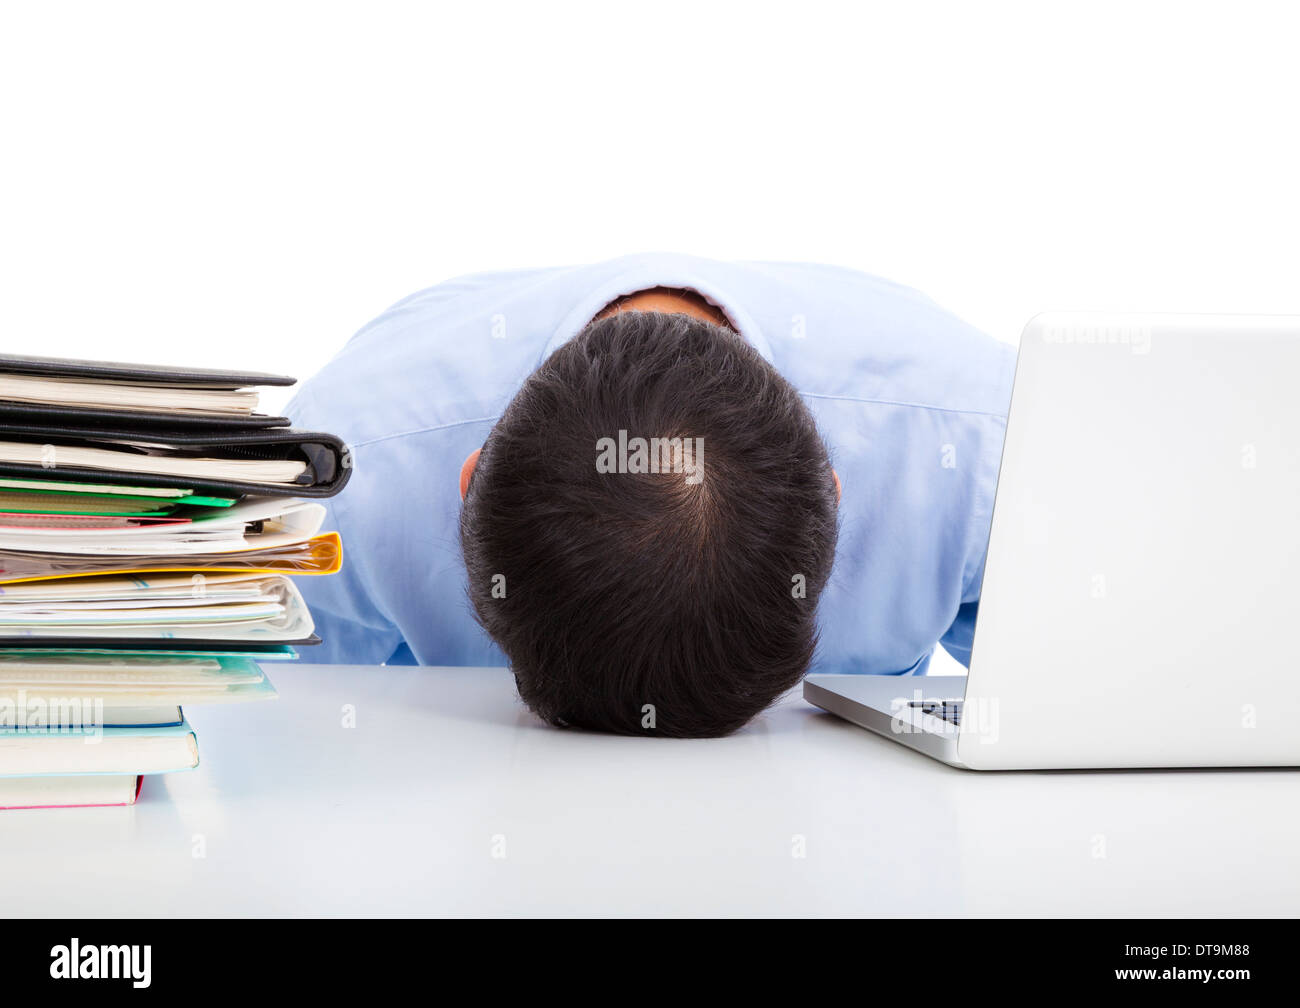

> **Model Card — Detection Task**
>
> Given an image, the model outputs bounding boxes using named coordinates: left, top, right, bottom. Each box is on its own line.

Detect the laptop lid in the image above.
left=960, top=314, right=1300, bottom=769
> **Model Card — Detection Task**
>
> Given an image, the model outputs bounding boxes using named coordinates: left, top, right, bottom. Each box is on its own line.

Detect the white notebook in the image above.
left=0, top=440, right=305, bottom=483
left=0, top=721, right=199, bottom=776
left=0, top=374, right=260, bottom=415
left=0, top=773, right=142, bottom=809
left=0, top=497, right=325, bottom=555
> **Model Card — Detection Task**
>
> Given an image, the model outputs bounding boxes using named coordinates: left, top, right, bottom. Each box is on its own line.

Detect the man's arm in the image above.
left=291, top=499, right=407, bottom=665
left=938, top=599, right=979, bottom=668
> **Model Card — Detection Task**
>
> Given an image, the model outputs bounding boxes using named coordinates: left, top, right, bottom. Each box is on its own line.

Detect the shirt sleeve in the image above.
left=938, top=599, right=978, bottom=668
left=285, top=388, right=406, bottom=665
left=294, top=494, right=407, bottom=665
left=937, top=412, right=1005, bottom=670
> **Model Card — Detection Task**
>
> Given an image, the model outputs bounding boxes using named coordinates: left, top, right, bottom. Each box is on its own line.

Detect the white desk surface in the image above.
left=4, top=663, right=1297, bottom=917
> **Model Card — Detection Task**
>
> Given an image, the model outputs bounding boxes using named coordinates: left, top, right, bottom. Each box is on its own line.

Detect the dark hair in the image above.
left=460, top=311, right=838, bottom=737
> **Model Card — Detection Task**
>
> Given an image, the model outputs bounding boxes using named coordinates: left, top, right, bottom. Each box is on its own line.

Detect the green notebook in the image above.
left=0, top=477, right=235, bottom=516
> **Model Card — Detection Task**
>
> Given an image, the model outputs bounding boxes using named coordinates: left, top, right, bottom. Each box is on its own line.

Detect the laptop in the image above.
left=805, top=313, right=1300, bottom=769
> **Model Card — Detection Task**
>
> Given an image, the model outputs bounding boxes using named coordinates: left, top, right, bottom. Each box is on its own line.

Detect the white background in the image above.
left=6, top=0, right=1293, bottom=677
left=4, top=0, right=1297, bottom=406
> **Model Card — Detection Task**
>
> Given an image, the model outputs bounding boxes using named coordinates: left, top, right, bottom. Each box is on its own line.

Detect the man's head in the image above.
left=459, top=309, right=839, bottom=737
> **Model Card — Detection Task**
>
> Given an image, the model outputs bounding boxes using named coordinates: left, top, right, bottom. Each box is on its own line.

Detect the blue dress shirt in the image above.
left=288, top=253, right=1016, bottom=675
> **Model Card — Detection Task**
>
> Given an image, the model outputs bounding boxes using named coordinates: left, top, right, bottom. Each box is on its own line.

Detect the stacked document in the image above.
left=0, top=354, right=348, bottom=809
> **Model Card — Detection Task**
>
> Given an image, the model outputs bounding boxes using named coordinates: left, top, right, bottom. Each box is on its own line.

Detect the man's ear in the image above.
left=460, top=448, right=482, bottom=501
left=832, top=468, right=841, bottom=505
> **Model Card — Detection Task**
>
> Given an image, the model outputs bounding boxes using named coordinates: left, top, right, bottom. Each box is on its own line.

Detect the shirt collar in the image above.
left=539, top=256, right=775, bottom=367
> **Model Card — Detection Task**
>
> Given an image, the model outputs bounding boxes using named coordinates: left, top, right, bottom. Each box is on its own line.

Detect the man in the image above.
left=288, top=253, right=1016, bottom=736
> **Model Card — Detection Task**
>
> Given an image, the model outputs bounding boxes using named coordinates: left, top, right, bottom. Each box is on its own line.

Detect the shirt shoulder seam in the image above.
left=350, top=415, right=500, bottom=449
left=798, top=390, right=1010, bottom=421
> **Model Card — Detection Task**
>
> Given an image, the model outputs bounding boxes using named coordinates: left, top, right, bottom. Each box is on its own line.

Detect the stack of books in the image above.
left=0, top=353, right=349, bottom=809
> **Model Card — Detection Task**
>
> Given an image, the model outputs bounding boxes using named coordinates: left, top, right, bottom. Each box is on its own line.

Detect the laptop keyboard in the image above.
left=908, top=699, right=964, bottom=726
